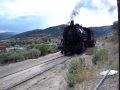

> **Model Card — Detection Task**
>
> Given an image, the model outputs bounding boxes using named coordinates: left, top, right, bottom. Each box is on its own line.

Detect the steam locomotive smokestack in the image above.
left=70, top=20, right=74, bottom=26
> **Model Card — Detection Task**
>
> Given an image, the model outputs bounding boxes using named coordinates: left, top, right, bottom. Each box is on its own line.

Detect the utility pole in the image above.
left=117, top=0, right=120, bottom=71
left=117, top=0, right=120, bottom=34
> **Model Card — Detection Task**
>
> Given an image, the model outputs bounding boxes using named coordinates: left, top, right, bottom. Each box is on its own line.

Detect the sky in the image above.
left=0, top=0, right=118, bottom=33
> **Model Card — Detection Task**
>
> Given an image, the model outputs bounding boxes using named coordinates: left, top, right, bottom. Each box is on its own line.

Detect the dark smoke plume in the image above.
left=70, top=2, right=81, bottom=20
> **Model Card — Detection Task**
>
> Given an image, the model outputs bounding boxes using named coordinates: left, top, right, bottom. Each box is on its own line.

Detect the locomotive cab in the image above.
left=82, top=27, right=96, bottom=47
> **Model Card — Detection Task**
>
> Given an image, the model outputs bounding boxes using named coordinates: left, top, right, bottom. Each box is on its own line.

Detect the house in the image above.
left=0, top=43, right=10, bottom=52
left=0, top=46, right=6, bottom=52
left=6, top=45, right=25, bottom=52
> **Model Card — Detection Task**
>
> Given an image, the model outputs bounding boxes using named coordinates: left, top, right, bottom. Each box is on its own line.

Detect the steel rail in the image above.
left=94, top=69, right=111, bottom=90
left=0, top=55, right=63, bottom=79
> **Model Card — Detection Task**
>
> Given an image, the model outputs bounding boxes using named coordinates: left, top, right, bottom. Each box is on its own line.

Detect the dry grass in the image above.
left=92, top=49, right=108, bottom=65
left=110, top=59, right=119, bottom=70
left=67, top=58, right=96, bottom=87
left=85, top=47, right=97, bottom=55
left=106, top=31, right=118, bottom=44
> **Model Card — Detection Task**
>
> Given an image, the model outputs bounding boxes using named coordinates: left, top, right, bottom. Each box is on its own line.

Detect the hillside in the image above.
left=0, top=32, right=16, bottom=40
left=10, top=25, right=114, bottom=39
left=11, top=25, right=66, bottom=39
left=90, top=25, right=114, bottom=37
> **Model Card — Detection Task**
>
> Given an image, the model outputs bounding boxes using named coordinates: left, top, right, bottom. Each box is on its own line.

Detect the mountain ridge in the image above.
left=0, top=24, right=114, bottom=40
left=0, top=32, right=17, bottom=40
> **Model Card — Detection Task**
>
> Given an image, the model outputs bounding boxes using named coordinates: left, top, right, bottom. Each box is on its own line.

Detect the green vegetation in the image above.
left=0, top=42, right=58, bottom=65
left=92, top=49, right=108, bottom=65
left=104, top=30, right=118, bottom=43
left=27, top=43, right=58, bottom=55
left=110, top=59, right=119, bottom=70
left=0, top=48, right=41, bottom=64
left=48, top=45, right=58, bottom=53
left=8, top=52, right=25, bottom=62
left=0, top=52, right=12, bottom=64
left=67, top=58, right=95, bottom=87
left=112, top=21, right=118, bottom=31
left=34, top=43, right=49, bottom=56
left=22, top=48, right=41, bottom=59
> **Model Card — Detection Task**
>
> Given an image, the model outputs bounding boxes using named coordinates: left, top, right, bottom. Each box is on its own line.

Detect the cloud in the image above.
left=75, top=11, right=116, bottom=27
left=72, top=0, right=118, bottom=26
left=0, top=0, right=80, bottom=31
left=0, top=0, right=79, bottom=18
left=92, top=0, right=117, bottom=12
left=0, top=15, right=49, bottom=33
left=0, top=0, right=118, bottom=33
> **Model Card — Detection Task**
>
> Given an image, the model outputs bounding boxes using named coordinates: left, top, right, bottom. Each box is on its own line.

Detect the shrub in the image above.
left=48, top=45, right=58, bottom=53
left=67, top=58, right=95, bottom=87
left=35, top=43, right=49, bottom=56
left=112, top=21, right=118, bottom=31
left=26, top=44, right=35, bottom=49
left=0, top=48, right=41, bottom=65
left=0, top=52, right=12, bottom=64
left=0, top=43, right=56, bottom=65
left=8, top=53, right=24, bottom=62
left=92, top=49, right=108, bottom=65
left=25, top=48, right=41, bottom=59
left=110, top=59, right=119, bottom=70
left=27, top=43, right=57, bottom=55
left=67, top=58, right=84, bottom=87
left=15, top=49, right=41, bottom=60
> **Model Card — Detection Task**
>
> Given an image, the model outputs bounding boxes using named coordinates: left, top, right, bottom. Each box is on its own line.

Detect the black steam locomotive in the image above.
left=58, top=20, right=96, bottom=56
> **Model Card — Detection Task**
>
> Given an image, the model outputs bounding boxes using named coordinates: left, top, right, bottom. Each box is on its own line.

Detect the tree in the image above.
left=113, top=21, right=118, bottom=30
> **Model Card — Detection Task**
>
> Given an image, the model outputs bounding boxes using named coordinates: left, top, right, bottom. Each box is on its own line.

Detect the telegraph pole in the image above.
left=117, top=0, right=120, bottom=34
left=117, top=0, right=120, bottom=60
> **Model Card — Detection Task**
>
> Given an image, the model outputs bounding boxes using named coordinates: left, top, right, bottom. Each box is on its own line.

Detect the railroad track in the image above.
left=0, top=54, right=63, bottom=79
left=0, top=55, right=72, bottom=90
